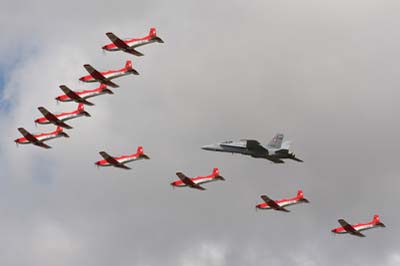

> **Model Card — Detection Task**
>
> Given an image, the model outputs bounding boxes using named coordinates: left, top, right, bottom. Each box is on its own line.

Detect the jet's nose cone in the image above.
left=201, top=144, right=219, bottom=151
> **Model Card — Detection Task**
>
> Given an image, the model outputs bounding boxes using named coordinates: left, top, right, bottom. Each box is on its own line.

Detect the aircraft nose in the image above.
left=331, top=229, right=337, bottom=233
left=201, top=144, right=218, bottom=151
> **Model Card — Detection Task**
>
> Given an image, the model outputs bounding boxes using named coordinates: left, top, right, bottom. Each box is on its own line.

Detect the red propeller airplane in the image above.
left=171, top=168, right=225, bottom=190
left=79, top=60, right=138, bottom=88
left=95, top=146, right=150, bottom=170
left=34, top=104, right=90, bottom=129
left=56, top=84, right=113, bottom=106
left=331, top=215, right=386, bottom=237
left=102, top=27, right=164, bottom=56
left=14, top=126, right=69, bottom=149
left=256, top=190, right=309, bottom=212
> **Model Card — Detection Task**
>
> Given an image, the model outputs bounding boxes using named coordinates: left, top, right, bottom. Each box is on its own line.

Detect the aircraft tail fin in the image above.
left=213, top=167, right=225, bottom=181
left=137, top=146, right=150, bottom=159
left=373, top=214, right=385, bottom=227
left=125, top=60, right=139, bottom=75
left=149, top=27, right=164, bottom=43
left=125, top=60, right=132, bottom=70
left=77, top=103, right=91, bottom=117
left=267, top=133, right=284, bottom=149
left=56, top=126, right=69, bottom=138
left=297, top=190, right=309, bottom=203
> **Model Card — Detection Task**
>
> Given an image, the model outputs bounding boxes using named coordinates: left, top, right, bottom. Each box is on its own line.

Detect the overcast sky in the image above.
left=1, top=0, right=400, bottom=265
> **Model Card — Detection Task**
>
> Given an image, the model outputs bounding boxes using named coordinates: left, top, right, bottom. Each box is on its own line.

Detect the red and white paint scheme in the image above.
left=56, top=84, right=114, bottom=106
left=14, top=126, right=69, bottom=149
left=95, top=146, right=150, bottom=170
left=102, top=27, right=164, bottom=56
left=171, top=168, right=225, bottom=191
left=34, top=104, right=90, bottom=129
left=79, top=60, right=139, bottom=88
left=256, top=190, right=309, bottom=212
left=331, top=215, right=386, bottom=237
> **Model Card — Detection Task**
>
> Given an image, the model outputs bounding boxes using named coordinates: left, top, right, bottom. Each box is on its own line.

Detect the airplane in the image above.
left=34, top=103, right=90, bottom=129
left=79, top=60, right=139, bottom=88
left=201, top=134, right=303, bottom=164
left=14, top=126, right=69, bottom=149
left=55, top=84, right=114, bottom=106
left=95, top=146, right=150, bottom=170
left=102, top=27, right=164, bottom=56
left=256, top=190, right=309, bottom=212
left=331, top=215, right=386, bottom=237
left=170, top=168, right=225, bottom=190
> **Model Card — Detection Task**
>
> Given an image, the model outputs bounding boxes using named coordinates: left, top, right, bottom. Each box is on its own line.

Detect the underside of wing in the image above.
left=102, top=80, right=119, bottom=88
left=115, top=164, right=131, bottom=170
left=99, top=151, right=130, bottom=170
left=83, top=64, right=110, bottom=82
left=176, top=172, right=206, bottom=190
left=18, top=128, right=39, bottom=143
left=38, top=107, right=72, bottom=129
left=246, top=140, right=268, bottom=152
left=34, top=142, right=52, bottom=149
left=59, top=85, right=94, bottom=106
left=106, top=32, right=129, bottom=48
left=264, top=156, right=285, bottom=163
left=338, top=219, right=365, bottom=237
left=125, top=48, right=144, bottom=56
left=261, top=195, right=290, bottom=212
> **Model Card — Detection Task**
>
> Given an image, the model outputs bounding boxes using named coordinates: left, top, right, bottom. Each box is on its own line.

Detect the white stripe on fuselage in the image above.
left=176, top=176, right=217, bottom=187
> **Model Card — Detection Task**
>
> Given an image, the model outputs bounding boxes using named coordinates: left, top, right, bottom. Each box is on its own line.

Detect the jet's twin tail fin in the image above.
left=267, top=133, right=284, bottom=149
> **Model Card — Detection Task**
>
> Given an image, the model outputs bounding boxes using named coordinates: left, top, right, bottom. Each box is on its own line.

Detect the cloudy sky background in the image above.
left=1, top=0, right=400, bottom=265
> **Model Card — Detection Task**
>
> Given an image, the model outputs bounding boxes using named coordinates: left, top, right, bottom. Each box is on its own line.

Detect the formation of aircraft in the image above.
left=14, top=27, right=386, bottom=239
left=79, top=60, right=139, bottom=88
left=256, top=190, right=309, bottom=212
left=16, top=28, right=162, bottom=150
left=14, top=126, right=69, bottom=149
left=56, top=84, right=114, bottom=106
left=95, top=146, right=150, bottom=170
left=331, top=215, right=385, bottom=237
left=171, top=168, right=225, bottom=190
left=202, top=134, right=303, bottom=164
left=35, top=104, right=90, bottom=129
left=102, top=27, right=164, bottom=56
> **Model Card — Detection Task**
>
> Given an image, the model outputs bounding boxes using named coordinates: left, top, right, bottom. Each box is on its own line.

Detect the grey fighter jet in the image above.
left=201, top=134, right=303, bottom=164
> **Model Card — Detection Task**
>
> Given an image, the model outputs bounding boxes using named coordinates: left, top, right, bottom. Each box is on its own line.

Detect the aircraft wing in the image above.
left=17, top=127, right=51, bottom=149
left=83, top=64, right=119, bottom=88
left=99, top=151, right=131, bottom=170
left=266, top=157, right=285, bottom=164
left=246, top=140, right=268, bottom=152
left=59, top=85, right=94, bottom=106
left=106, top=32, right=130, bottom=49
left=125, top=48, right=144, bottom=56
left=260, top=195, right=290, bottom=212
left=338, top=219, right=366, bottom=237
left=38, top=107, right=73, bottom=129
left=176, top=172, right=206, bottom=190
left=105, top=33, right=145, bottom=56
